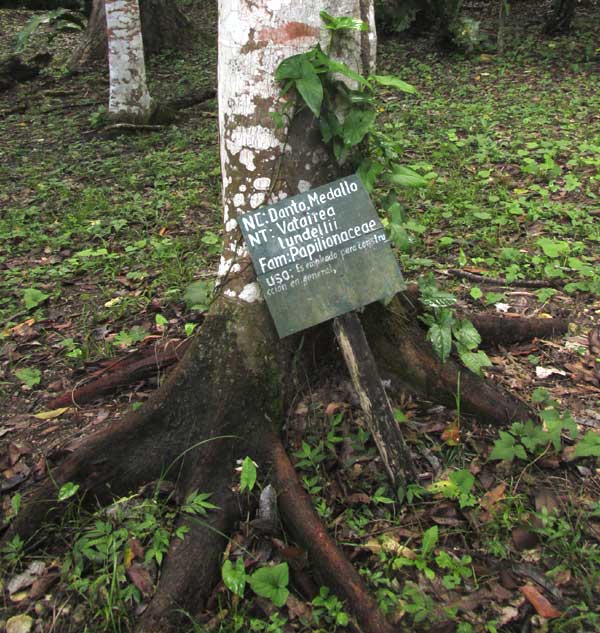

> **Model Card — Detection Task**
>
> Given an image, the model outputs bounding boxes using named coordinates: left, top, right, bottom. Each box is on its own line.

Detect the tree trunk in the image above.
left=69, top=0, right=193, bottom=69
left=544, top=0, right=576, bottom=35
left=105, top=0, right=152, bottom=123
left=4, top=0, right=545, bottom=630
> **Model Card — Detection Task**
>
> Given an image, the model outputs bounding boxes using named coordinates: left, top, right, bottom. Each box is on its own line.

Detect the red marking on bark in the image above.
left=258, top=21, right=319, bottom=44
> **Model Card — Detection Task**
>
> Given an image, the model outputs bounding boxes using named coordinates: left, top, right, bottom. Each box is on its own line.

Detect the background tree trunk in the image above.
left=105, top=0, right=152, bottom=123
left=544, top=0, right=577, bottom=34
left=69, top=0, right=193, bottom=68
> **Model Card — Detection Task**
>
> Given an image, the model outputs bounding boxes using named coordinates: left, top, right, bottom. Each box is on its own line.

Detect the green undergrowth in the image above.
left=375, top=30, right=599, bottom=292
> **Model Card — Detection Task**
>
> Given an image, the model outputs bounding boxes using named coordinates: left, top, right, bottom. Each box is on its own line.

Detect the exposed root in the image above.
left=135, top=485, right=240, bottom=633
left=47, top=338, right=192, bottom=409
left=4, top=300, right=287, bottom=549
left=271, top=436, right=397, bottom=633
left=4, top=288, right=555, bottom=630
left=364, top=298, right=534, bottom=425
left=165, top=87, right=216, bottom=112
left=469, top=314, right=568, bottom=348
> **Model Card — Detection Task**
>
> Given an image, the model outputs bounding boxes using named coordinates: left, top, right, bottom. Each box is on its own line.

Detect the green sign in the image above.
left=239, top=175, right=405, bottom=338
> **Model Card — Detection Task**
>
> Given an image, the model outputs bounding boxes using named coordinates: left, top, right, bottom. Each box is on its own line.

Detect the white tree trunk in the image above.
left=105, top=0, right=153, bottom=123
left=217, top=0, right=376, bottom=302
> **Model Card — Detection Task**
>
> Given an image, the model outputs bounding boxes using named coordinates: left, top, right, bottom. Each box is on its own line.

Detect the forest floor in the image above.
left=1, top=2, right=600, bottom=633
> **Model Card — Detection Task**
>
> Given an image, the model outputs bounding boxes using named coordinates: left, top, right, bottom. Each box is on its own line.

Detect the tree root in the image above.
left=4, top=300, right=286, bottom=545
left=47, top=338, right=192, bottom=409
left=271, top=436, right=397, bottom=633
left=400, top=284, right=568, bottom=347
left=165, top=87, right=216, bottom=112
left=135, top=485, right=241, bottom=633
left=469, top=314, right=568, bottom=348
left=363, top=298, right=534, bottom=425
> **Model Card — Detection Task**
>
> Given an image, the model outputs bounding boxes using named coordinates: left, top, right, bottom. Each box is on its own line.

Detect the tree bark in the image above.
left=105, top=0, right=152, bottom=123
left=69, top=0, right=193, bottom=69
left=544, top=0, right=577, bottom=34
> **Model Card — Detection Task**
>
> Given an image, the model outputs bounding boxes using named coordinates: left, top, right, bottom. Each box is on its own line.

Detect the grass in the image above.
left=1, top=3, right=600, bottom=633
left=375, top=29, right=600, bottom=291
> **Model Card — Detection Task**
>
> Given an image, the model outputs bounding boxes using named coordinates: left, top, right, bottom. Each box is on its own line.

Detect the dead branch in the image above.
left=165, top=87, right=216, bottom=111
left=334, top=311, right=415, bottom=485
left=447, top=269, right=564, bottom=289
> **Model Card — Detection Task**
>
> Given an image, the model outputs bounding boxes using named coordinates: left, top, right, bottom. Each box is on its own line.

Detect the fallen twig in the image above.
left=447, top=269, right=564, bottom=289
left=103, top=123, right=167, bottom=133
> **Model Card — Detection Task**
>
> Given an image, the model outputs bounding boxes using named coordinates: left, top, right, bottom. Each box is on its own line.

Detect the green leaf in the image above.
left=275, top=54, right=309, bottom=81
left=421, top=525, right=438, bottom=556
left=184, top=322, right=197, bottom=337
left=155, top=314, right=168, bottom=327
left=296, top=71, right=323, bottom=117
left=485, top=291, right=505, bottom=305
left=201, top=231, right=220, bottom=245
left=240, top=456, right=257, bottom=492
left=470, top=287, right=483, bottom=300
left=387, top=164, right=428, bottom=188
left=320, top=10, right=368, bottom=31
left=357, top=159, right=383, bottom=193
left=420, top=286, right=457, bottom=309
left=184, top=280, right=213, bottom=311
left=535, top=288, right=557, bottom=303
left=312, top=49, right=368, bottom=86
left=575, top=431, right=600, bottom=458
left=536, top=237, right=570, bottom=259
left=370, top=74, right=416, bottom=94
left=15, top=367, right=41, bottom=387
left=531, top=388, right=550, bottom=404
left=489, top=431, right=520, bottom=462
left=58, top=482, right=80, bottom=502
left=457, top=349, right=492, bottom=376
left=452, top=319, right=481, bottom=351
left=427, top=322, right=452, bottom=363
left=319, top=110, right=341, bottom=143
left=249, top=563, right=289, bottom=607
left=341, top=108, right=376, bottom=147
left=541, top=407, right=579, bottom=451
left=183, top=491, right=219, bottom=516
left=23, top=288, right=49, bottom=310
left=14, top=13, right=50, bottom=53
left=449, top=470, right=474, bottom=496
left=519, top=420, right=549, bottom=453
left=222, top=558, right=247, bottom=597
left=279, top=54, right=324, bottom=117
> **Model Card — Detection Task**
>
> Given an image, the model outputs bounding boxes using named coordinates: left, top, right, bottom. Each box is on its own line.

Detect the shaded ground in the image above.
left=1, top=2, right=600, bottom=632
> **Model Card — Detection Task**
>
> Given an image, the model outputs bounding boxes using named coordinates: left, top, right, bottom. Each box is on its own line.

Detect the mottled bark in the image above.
left=105, top=0, right=152, bottom=123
